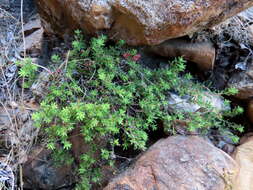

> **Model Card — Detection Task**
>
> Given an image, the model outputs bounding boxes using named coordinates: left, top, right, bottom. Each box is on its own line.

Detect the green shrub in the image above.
left=16, top=30, right=243, bottom=189
left=15, top=57, right=38, bottom=88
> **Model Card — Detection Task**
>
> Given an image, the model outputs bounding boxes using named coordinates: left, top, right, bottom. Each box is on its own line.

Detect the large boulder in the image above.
left=104, top=135, right=238, bottom=190
left=36, top=0, right=253, bottom=45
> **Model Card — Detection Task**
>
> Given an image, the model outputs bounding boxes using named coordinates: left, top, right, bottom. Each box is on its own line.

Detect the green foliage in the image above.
left=223, top=87, right=239, bottom=96
left=15, top=58, right=38, bottom=88
left=15, top=31, right=244, bottom=189
left=51, top=54, right=61, bottom=64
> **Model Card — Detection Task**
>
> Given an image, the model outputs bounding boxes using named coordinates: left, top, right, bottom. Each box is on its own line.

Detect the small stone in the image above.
left=18, top=28, right=43, bottom=56
left=180, top=154, right=190, bottom=162
left=8, top=101, right=18, bottom=108
left=23, top=17, right=41, bottom=36
left=222, top=144, right=235, bottom=155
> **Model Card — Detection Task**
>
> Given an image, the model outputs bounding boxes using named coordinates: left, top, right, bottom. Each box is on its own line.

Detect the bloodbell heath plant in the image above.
left=15, top=30, right=244, bottom=189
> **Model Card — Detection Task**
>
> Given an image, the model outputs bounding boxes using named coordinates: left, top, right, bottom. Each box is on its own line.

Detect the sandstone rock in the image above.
left=36, top=0, right=113, bottom=35
left=104, top=135, right=238, bottom=190
left=36, top=0, right=253, bottom=45
left=149, top=39, right=215, bottom=71
left=232, top=135, right=253, bottom=190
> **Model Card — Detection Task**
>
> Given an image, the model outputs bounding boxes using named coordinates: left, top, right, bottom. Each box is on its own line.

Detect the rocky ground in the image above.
left=1, top=0, right=253, bottom=190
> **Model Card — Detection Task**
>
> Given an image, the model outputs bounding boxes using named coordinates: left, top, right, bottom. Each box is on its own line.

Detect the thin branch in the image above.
left=20, top=0, right=25, bottom=105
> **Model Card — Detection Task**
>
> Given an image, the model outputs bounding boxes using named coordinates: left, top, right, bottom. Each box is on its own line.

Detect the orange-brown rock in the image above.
left=247, top=100, right=253, bottom=124
left=149, top=39, right=215, bottom=71
left=36, top=0, right=253, bottom=45
left=232, top=135, right=253, bottom=190
left=104, top=135, right=238, bottom=190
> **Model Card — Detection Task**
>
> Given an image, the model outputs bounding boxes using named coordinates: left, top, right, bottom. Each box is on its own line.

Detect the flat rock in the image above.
left=23, top=17, right=42, bottom=36
left=104, top=135, right=238, bottom=190
left=149, top=39, right=215, bottom=71
left=167, top=89, right=229, bottom=114
left=18, top=28, right=43, bottom=56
